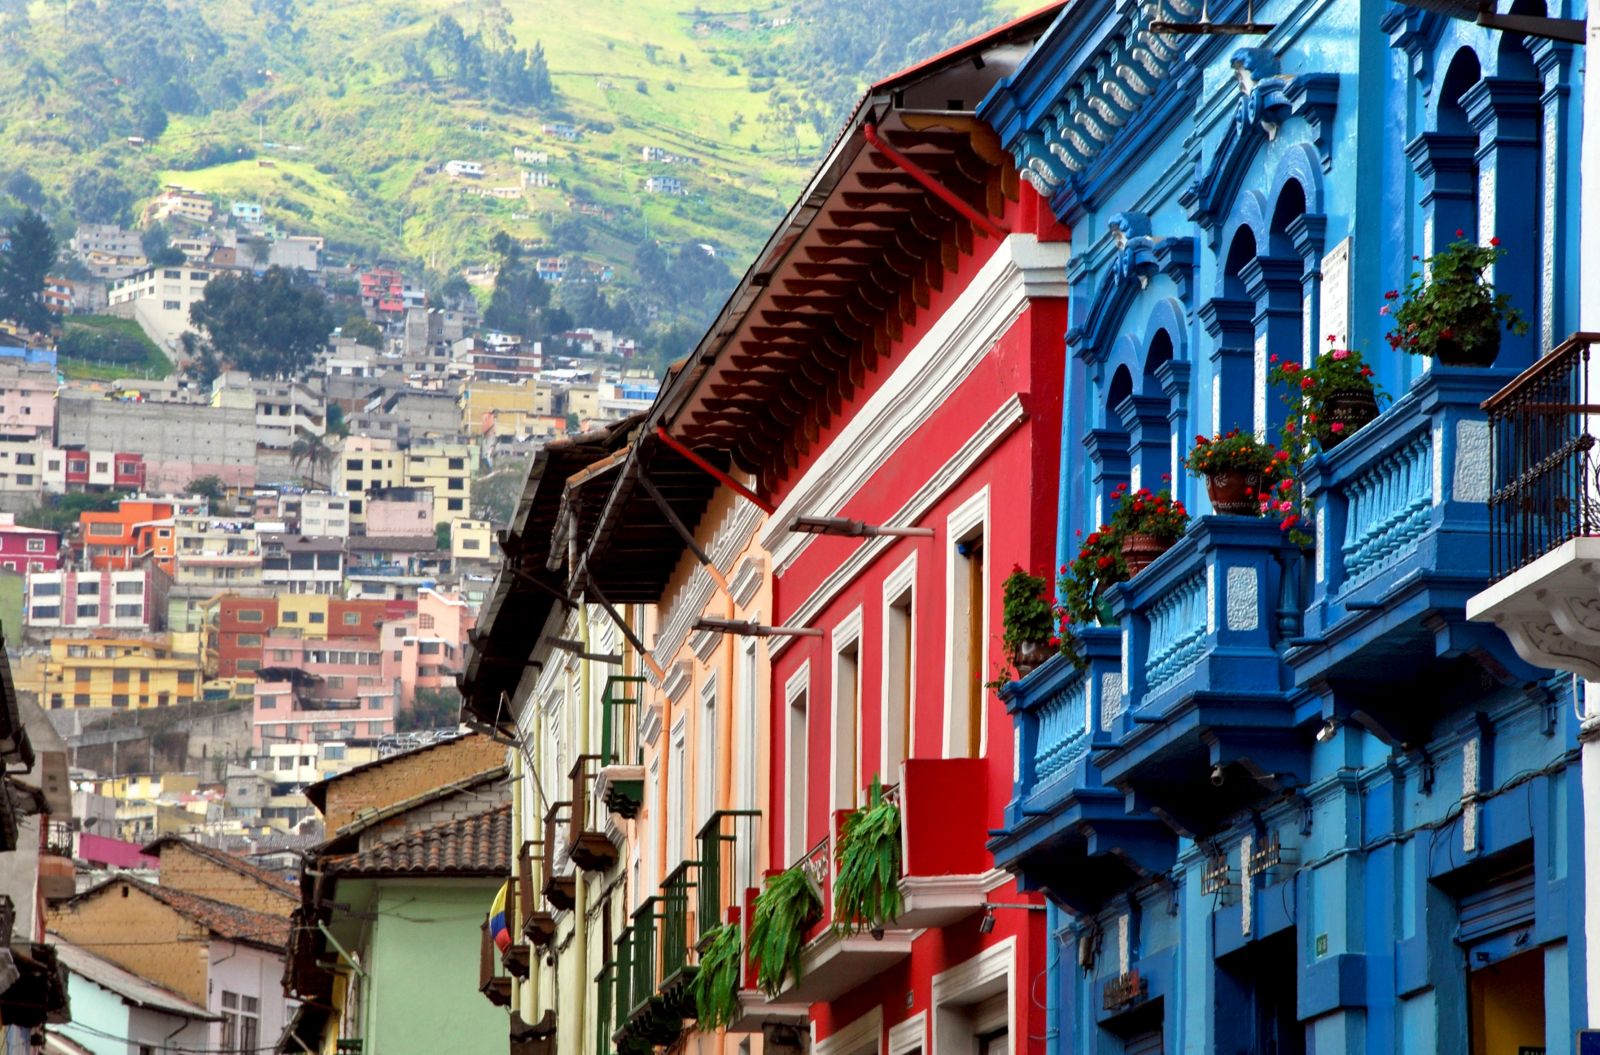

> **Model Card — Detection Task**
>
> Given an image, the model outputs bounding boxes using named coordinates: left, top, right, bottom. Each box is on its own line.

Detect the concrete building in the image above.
left=212, top=372, right=327, bottom=452
left=70, top=225, right=146, bottom=279
left=144, top=187, right=216, bottom=225
left=106, top=264, right=215, bottom=351
left=298, top=493, right=352, bottom=538
left=0, top=513, right=59, bottom=574
left=366, top=487, right=435, bottom=538
left=0, top=360, right=57, bottom=442
left=229, top=202, right=263, bottom=225
left=24, top=567, right=166, bottom=634
left=33, top=637, right=202, bottom=711
left=268, top=236, right=322, bottom=273
left=253, top=632, right=397, bottom=748
left=450, top=518, right=494, bottom=567
left=260, top=535, right=345, bottom=595
left=78, top=500, right=175, bottom=571
left=338, top=436, right=472, bottom=526
left=444, top=160, right=485, bottom=178
left=57, top=391, right=256, bottom=492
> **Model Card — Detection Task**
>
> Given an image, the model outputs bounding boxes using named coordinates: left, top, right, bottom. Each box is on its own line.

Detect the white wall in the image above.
left=208, top=940, right=294, bottom=1051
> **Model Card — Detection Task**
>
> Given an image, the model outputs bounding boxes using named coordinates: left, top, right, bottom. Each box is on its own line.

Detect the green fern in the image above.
left=691, top=922, right=743, bottom=1029
left=833, top=776, right=903, bottom=935
left=747, top=867, right=821, bottom=997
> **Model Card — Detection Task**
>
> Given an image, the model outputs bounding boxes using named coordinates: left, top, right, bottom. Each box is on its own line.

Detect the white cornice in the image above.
left=758, top=234, right=1069, bottom=573
left=730, top=555, right=765, bottom=610
left=769, top=395, right=1028, bottom=658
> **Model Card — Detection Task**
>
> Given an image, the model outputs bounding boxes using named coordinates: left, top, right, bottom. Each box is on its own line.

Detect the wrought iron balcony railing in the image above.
left=696, top=810, right=760, bottom=944
left=1483, top=333, right=1600, bottom=581
left=660, top=861, right=699, bottom=986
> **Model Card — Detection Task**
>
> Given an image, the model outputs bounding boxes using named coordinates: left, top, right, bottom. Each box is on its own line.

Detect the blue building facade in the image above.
left=977, top=1, right=1589, bottom=1052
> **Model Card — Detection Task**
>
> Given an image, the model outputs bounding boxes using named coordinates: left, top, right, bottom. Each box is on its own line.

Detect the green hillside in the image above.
left=0, top=0, right=1029, bottom=330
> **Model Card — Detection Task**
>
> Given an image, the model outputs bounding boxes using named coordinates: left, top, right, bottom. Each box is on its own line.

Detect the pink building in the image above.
left=252, top=631, right=397, bottom=749
left=380, top=587, right=476, bottom=714
left=364, top=487, right=434, bottom=537
left=0, top=361, right=58, bottom=441
left=0, top=513, right=60, bottom=574
left=24, top=566, right=166, bottom=632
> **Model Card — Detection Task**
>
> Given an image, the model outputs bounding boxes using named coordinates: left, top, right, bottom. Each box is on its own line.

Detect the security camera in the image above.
left=1210, top=764, right=1225, bottom=787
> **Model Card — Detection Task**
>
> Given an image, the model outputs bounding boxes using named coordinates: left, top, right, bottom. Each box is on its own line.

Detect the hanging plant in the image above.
left=1385, top=233, right=1529, bottom=365
left=747, top=867, right=821, bottom=997
left=833, top=776, right=902, bottom=935
left=691, top=922, right=743, bottom=1029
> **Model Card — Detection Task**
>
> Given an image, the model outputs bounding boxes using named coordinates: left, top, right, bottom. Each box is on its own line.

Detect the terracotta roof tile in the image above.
left=69, top=876, right=292, bottom=949
left=323, top=803, right=511, bottom=877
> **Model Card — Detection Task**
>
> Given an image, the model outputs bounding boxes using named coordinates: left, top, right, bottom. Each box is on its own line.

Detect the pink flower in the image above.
left=1276, top=500, right=1293, bottom=513
left=1331, top=349, right=1349, bottom=360
left=1269, top=354, right=1278, bottom=364
left=1379, top=305, right=1391, bottom=316
left=1330, top=422, right=1345, bottom=434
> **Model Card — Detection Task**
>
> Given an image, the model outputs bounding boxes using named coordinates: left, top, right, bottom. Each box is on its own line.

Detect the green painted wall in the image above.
left=0, top=570, right=23, bottom=642
left=362, top=878, right=506, bottom=1055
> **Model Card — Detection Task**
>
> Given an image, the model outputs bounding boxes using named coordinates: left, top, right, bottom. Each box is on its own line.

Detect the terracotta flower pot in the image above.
left=1205, top=470, right=1263, bottom=516
left=1014, top=639, right=1053, bottom=677
left=1433, top=325, right=1501, bottom=366
left=1321, top=388, right=1380, bottom=449
left=1120, top=533, right=1174, bottom=576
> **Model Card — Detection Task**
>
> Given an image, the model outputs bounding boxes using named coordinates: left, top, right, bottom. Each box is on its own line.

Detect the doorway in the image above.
left=1468, top=948, right=1544, bottom=1055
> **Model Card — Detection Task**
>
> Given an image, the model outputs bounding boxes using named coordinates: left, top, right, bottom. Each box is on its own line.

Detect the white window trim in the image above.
left=931, top=936, right=1017, bottom=1055
left=880, top=550, right=918, bottom=781
left=831, top=605, right=864, bottom=810
left=668, top=716, right=688, bottom=868
left=943, top=486, right=991, bottom=759
left=783, top=660, right=811, bottom=866
left=698, top=673, right=719, bottom=826
left=888, top=1011, right=927, bottom=1055
left=814, top=1005, right=883, bottom=1055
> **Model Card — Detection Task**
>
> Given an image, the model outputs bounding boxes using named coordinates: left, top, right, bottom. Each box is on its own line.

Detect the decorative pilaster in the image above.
left=1463, top=77, right=1543, bottom=369
left=1240, top=256, right=1304, bottom=436
left=1199, top=296, right=1255, bottom=436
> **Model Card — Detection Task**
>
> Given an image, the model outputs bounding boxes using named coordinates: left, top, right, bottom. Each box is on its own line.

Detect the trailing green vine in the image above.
left=747, top=867, right=821, bottom=997
left=691, top=922, right=743, bottom=1029
left=833, top=776, right=903, bottom=935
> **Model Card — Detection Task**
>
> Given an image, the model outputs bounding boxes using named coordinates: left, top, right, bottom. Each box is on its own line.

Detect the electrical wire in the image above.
left=54, top=1019, right=286, bottom=1054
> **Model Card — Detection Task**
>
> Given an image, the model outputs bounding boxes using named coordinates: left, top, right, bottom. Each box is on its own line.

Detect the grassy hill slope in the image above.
left=2, top=0, right=1032, bottom=324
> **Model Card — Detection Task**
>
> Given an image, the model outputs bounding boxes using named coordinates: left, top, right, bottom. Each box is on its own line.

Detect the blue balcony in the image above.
left=1287, top=366, right=1535, bottom=697
left=991, top=628, right=1173, bottom=914
left=1093, top=516, right=1309, bottom=838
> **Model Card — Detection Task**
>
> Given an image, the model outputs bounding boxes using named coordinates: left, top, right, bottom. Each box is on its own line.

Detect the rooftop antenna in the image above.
left=1151, top=0, right=1275, bottom=35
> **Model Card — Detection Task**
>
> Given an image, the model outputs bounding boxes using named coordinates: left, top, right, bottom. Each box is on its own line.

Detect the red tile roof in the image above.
left=69, top=876, right=291, bottom=949
left=323, top=803, right=511, bottom=877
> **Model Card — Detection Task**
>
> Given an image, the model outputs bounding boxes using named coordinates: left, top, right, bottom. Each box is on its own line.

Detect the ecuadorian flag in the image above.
left=489, top=881, right=512, bottom=953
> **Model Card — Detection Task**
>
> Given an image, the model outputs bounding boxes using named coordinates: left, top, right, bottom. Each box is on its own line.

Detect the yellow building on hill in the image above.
left=32, top=636, right=204, bottom=711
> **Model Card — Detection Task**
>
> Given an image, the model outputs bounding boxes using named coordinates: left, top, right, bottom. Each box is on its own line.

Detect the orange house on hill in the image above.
left=80, top=501, right=175, bottom=571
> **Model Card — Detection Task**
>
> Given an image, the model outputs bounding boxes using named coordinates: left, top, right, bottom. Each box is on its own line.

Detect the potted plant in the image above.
left=996, top=567, right=1059, bottom=681
left=690, top=921, right=743, bottom=1029
left=833, top=776, right=902, bottom=936
left=1269, top=338, right=1385, bottom=451
left=1109, top=484, right=1189, bottom=575
left=1184, top=430, right=1280, bottom=514
left=1385, top=233, right=1529, bottom=365
left=747, top=866, right=821, bottom=997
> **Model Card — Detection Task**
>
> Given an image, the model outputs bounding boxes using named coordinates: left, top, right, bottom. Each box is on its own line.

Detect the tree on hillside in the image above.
left=18, top=492, right=128, bottom=535
left=186, top=475, right=226, bottom=505
left=2, top=171, right=43, bottom=210
left=188, top=267, right=334, bottom=378
left=473, top=457, right=530, bottom=527
left=483, top=233, right=549, bottom=335
left=289, top=430, right=334, bottom=486
left=0, top=210, right=57, bottom=332
left=341, top=315, right=383, bottom=348
left=68, top=169, right=135, bottom=227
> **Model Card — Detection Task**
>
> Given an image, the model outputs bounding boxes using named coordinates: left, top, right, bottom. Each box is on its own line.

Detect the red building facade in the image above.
left=650, top=12, right=1070, bottom=1052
